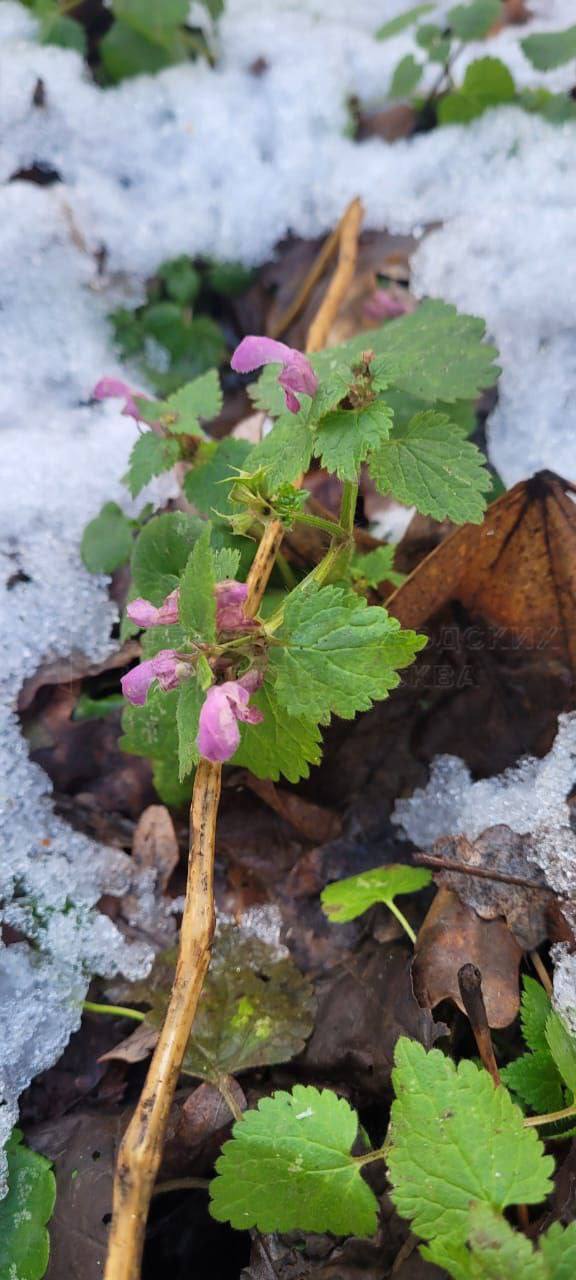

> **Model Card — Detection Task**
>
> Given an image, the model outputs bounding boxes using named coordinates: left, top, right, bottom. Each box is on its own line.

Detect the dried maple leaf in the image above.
left=389, top=471, right=576, bottom=686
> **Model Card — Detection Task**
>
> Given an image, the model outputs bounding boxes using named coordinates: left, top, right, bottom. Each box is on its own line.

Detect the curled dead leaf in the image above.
left=413, top=887, right=522, bottom=1028
left=131, top=804, right=179, bottom=892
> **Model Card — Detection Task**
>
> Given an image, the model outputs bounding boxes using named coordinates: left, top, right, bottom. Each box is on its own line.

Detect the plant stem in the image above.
left=523, top=1102, right=576, bottom=1129
left=217, top=1074, right=244, bottom=1123
left=339, top=480, right=358, bottom=535
left=387, top=899, right=417, bottom=945
left=103, top=758, right=221, bottom=1280
left=292, top=511, right=347, bottom=539
left=83, top=1001, right=145, bottom=1022
left=354, top=1141, right=390, bottom=1167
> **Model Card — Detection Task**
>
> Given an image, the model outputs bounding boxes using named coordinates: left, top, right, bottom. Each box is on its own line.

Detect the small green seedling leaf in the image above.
left=521, top=976, right=552, bottom=1054
left=447, top=0, right=502, bottom=41
left=312, top=400, right=393, bottom=482
left=546, top=1011, right=576, bottom=1097
left=73, top=693, right=126, bottom=721
left=249, top=414, right=313, bottom=488
left=180, top=527, right=216, bottom=641
left=164, top=370, right=223, bottom=432
left=131, top=511, right=204, bottom=604
left=184, top=437, right=253, bottom=515
left=176, top=677, right=204, bottom=778
left=375, top=5, right=434, bottom=40
left=522, top=25, right=576, bottom=71
left=425, top=1202, right=547, bottom=1279
left=322, top=864, right=432, bottom=924
left=232, top=679, right=323, bottom=783
left=210, top=1085, right=379, bottom=1235
left=0, top=1129, right=56, bottom=1280
left=388, top=1038, right=554, bottom=1244
left=438, top=57, right=516, bottom=126
left=390, top=53, right=424, bottom=98
left=157, top=256, right=201, bottom=306
left=501, top=1051, right=565, bottom=1116
left=81, top=502, right=133, bottom=574
left=123, top=432, right=181, bottom=498
left=212, top=547, right=241, bottom=581
left=269, top=584, right=426, bottom=723
left=369, top=411, right=491, bottom=524
left=349, top=545, right=405, bottom=591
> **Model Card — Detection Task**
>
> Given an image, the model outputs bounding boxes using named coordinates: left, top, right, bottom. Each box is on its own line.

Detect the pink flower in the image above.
left=127, top=589, right=180, bottom=628
left=364, top=290, right=409, bottom=322
left=121, top=650, right=181, bottom=706
left=215, top=580, right=253, bottom=631
left=231, top=336, right=318, bottom=414
left=196, top=673, right=263, bottom=763
left=93, top=377, right=147, bottom=421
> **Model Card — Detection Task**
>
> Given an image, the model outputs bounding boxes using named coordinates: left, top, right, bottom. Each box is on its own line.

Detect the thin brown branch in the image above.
left=530, top=949, right=553, bottom=996
left=104, top=197, right=364, bottom=1280
left=104, top=759, right=221, bottom=1279
left=305, top=197, right=364, bottom=352
left=415, top=851, right=556, bottom=894
left=268, top=224, right=341, bottom=339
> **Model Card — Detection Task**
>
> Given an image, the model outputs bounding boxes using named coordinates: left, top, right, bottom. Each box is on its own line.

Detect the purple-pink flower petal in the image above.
left=121, top=649, right=180, bottom=706
left=127, top=589, right=180, bottom=628
left=196, top=678, right=263, bottom=763
left=364, top=290, right=409, bottom=321
left=92, top=376, right=146, bottom=421
left=215, top=579, right=253, bottom=631
left=231, top=336, right=318, bottom=414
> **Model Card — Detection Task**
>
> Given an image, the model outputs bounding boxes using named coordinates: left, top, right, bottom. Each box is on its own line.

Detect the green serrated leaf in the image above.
left=0, top=1129, right=56, bottom=1280
left=546, top=1012, right=576, bottom=1097
left=375, top=5, right=434, bottom=40
left=438, top=57, right=516, bottom=126
left=100, top=21, right=179, bottom=80
left=210, top=1085, right=379, bottom=1235
left=346, top=300, right=499, bottom=402
left=312, top=400, right=393, bottom=482
left=180, top=527, right=216, bottom=642
left=249, top=414, right=313, bottom=488
left=131, top=511, right=204, bottom=604
left=521, top=977, right=552, bottom=1055
left=540, top=1220, right=576, bottom=1279
left=232, top=679, right=323, bottom=783
left=501, top=1052, right=565, bottom=1115
left=123, top=432, right=181, bottom=498
left=164, top=370, right=223, bottom=432
left=369, top=411, right=490, bottom=523
left=447, top=0, right=502, bottom=41
left=269, top=584, right=426, bottom=722
left=522, top=25, right=576, bottom=72
left=176, top=678, right=204, bottom=778
left=184, top=437, right=253, bottom=516
left=350, top=546, right=405, bottom=591
left=81, top=502, right=133, bottom=574
left=212, top=547, right=241, bottom=581
left=388, top=1039, right=554, bottom=1244
left=321, top=864, right=431, bottom=924
left=424, top=1202, right=546, bottom=1280
left=390, top=53, right=424, bottom=98
left=39, top=11, right=87, bottom=53
left=157, top=257, right=201, bottom=306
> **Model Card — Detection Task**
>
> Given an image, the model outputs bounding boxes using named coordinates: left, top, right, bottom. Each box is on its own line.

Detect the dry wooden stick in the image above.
left=268, top=218, right=342, bottom=339
left=103, top=196, right=364, bottom=1280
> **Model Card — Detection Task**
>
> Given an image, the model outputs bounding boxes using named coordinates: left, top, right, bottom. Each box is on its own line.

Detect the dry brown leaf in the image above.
left=427, top=825, right=550, bottom=950
left=18, top=640, right=140, bottom=710
left=237, top=774, right=342, bottom=844
left=98, top=1020, right=159, bottom=1066
left=413, top=888, right=522, bottom=1028
left=389, top=470, right=576, bottom=686
left=131, top=805, right=179, bottom=892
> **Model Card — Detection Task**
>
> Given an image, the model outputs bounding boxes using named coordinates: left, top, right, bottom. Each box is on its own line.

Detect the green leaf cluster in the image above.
left=321, top=863, right=431, bottom=923
left=0, top=1129, right=56, bottom=1280
left=439, top=57, right=516, bottom=126
left=100, top=0, right=216, bottom=82
left=502, top=977, right=576, bottom=1120
left=250, top=302, right=496, bottom=525
left=427, top=1204, right=576, bottom=1279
